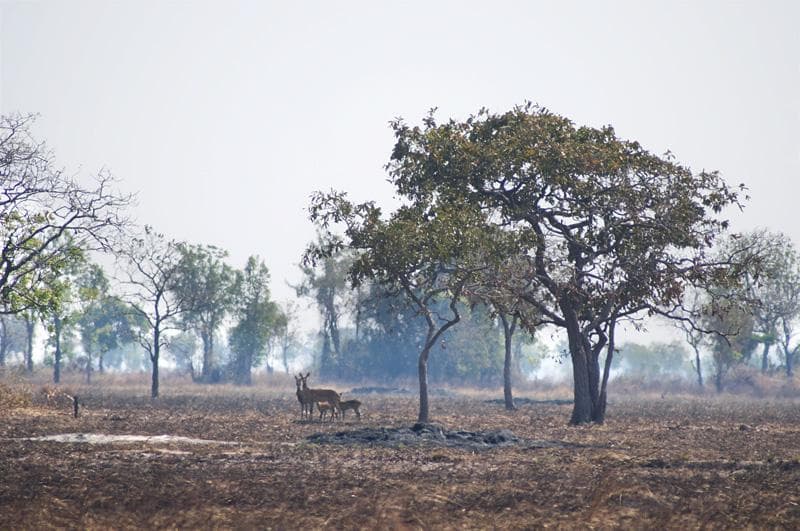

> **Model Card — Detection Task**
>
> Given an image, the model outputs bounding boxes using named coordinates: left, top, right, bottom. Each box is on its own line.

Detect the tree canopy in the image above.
left=311, top=103, right=747, bottom=424
left=0, top=113, right=131, bottom=315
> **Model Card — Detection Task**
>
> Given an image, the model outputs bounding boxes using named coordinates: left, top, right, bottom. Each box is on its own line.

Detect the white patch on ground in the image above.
left=14, top=433, right=239, bottom=445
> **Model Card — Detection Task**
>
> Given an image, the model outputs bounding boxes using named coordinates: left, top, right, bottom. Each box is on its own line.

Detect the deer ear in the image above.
left=305, top=372, right=310, bottom=378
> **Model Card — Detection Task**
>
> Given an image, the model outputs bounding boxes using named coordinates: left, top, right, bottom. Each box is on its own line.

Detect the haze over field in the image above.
left=1, top=1, right=799, bottom=345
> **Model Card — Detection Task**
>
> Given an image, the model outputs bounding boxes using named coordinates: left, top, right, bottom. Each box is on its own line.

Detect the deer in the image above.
left=294, top=373, right=313, bottom=420
left=299, top=372, right=341, bottom=420
left=338, top=397, right=362, bottom=420
left=316, top=400, right=338, bottom=421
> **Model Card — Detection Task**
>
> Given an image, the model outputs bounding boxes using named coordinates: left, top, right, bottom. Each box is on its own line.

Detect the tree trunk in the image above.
left=594, top=321, right=616, bottom=423
left=235, top=351, right=252, bottom=385
left=321, top=326, right=332, bottom=377
left=0, top=317, right=7, bottom=366
left=246, top=351, right=253, bottom=384
left=151, top=328, right=160, bottom=399
left=692, top=346, right=704, bottom=387
left=787, top=348, right=795, bottom=378
left=417, top=345, right=431, bottom=423
left=85, top=350, right=92, bottom=384
left=567, top=325, right=594, bottom=424
left=500, top=314, right=517, bottom=411
left=25, top=318, right=34, bottom=373
left=53, top=317, right=62, bottom=384
left=201, top=329, right=213, bottom=382
left=761, top=342, right=771, bottom=374
left=588, top=339, right=602, bottom=418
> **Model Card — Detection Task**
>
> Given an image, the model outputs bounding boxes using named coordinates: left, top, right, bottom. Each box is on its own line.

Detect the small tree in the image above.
left=229, top=256, right=279, bottom=385
left=274, top=300, right=301, bottom=374
left=166, top=331, right=200, bottom=378
left=736, top=230, right=800, bottom=374
left=308, top=194, right=510, bottom=423
left=116, top=226, right=186, bottom=399
left=674, top=289, right=708, bottom=387
left=295, top=238, right=352, bottom=379
left=0, top=313, right=26, bottom=366
left=79, top=288, right=141, bottom=383
left=20, top=310, right=37, bottom=373
left=467, top=258, right=543, bottom=410
left=171, top=243, right=237, bottom=382
left=778, top=317, right=800, bottom=378
left=703, top=296, right=757, bottom=392
left=40, top=245, right=97, bottom=384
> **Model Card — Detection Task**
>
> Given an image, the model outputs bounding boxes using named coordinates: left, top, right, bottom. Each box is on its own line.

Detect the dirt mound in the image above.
left=307, top=422, right=578, bottom=450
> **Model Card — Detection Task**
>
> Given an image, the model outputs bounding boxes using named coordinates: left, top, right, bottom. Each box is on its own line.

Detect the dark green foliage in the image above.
left=228, top=256, right=280, bottom=385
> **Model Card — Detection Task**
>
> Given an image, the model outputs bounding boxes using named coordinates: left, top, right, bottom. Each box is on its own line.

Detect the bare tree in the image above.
left=736, top=230, right=800, bottom=373
left=0, top=113, right=131, bottom=314
left=673, top=289, right=707, bottom=388
left=778, top=316, right=800, bottom=378
left=115, top=226, right=186, bottom=398
left=275, top=300, right=301, bottom=374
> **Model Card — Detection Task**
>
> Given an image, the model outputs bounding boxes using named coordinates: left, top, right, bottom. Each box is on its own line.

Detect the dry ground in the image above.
left=1, top=373, right=800, bottom=529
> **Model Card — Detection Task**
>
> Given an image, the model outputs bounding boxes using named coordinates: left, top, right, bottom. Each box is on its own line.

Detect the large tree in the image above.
left=0, top=113, right=130, bottom=315
left=384, top=104, right=746, bottom=424
left=295, top=238, right=352, bottom=379
left=171, top=243, right=237, bottom=382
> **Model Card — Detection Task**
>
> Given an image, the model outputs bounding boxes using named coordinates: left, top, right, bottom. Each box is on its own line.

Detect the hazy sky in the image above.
left=2, top=1, right=799, bottom=336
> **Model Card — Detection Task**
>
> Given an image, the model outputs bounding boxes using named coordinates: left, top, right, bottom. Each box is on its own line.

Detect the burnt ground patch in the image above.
left=2, top=377, right=800, bottom=529
left=306, top=422, right=590, bottom=450
left=484, top=397, right=573, bottom=406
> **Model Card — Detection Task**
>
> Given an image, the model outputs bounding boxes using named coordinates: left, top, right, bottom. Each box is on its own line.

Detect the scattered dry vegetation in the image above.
left=2, top=370, right=800, bottom=529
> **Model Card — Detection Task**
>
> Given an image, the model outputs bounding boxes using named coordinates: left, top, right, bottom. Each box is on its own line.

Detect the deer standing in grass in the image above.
left=299, top=372, right=341, bottom=421
left=294, top=374, right=313, bottom=420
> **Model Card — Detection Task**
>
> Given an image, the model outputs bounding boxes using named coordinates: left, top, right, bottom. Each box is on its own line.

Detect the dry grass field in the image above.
left=1, top=371, right=800, bottom=529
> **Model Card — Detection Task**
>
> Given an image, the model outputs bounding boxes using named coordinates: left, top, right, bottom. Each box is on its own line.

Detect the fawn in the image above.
left=316, top=401, right=338, bottom=421
left=338, top=398, right=362, bottom=420
left=299, top=372, right=341, bottom=420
